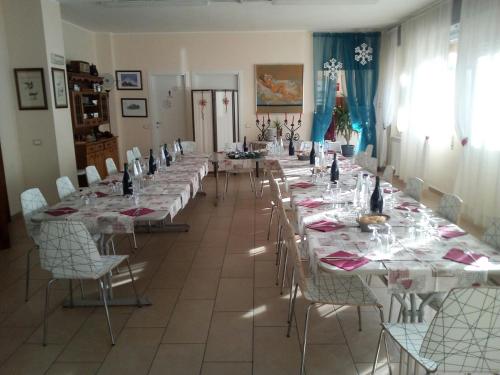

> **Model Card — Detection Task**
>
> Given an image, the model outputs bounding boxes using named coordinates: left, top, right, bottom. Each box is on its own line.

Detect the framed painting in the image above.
left=14, top=68, right=48, bottom=110
left=51, top=68, right=68, bottom=108
left=255, top=64, right=303, bottom=113
left=116, top=70, right=142, bottom=90
left=121, top=98, right=148, bottom=117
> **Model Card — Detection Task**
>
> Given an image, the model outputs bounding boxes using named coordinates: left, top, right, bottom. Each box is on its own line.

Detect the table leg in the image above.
left=255, top=161, right=260, bottom=178
left=213, top=161, right=219, bottom=205
left=409, top=294, right=417, bottom=323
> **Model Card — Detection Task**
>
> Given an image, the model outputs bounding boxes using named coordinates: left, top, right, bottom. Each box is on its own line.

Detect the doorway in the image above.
left=150, top=74, right=188, bottom=152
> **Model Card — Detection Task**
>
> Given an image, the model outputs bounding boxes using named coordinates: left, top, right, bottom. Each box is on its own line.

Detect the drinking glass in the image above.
left=368, top=224, right=383, bottom=253
left=331, top=185, right=341, bottom=208
left=322, top=182, right=333, bottom=203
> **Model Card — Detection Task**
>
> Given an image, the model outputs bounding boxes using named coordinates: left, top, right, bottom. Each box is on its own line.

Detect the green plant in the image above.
left=334, top=105, right=356, bottom=145
left=272, top=119, right=282, bottom=131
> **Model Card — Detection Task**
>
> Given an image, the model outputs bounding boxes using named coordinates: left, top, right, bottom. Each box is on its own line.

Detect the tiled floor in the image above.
left=0, top=174, right=486, bottom=375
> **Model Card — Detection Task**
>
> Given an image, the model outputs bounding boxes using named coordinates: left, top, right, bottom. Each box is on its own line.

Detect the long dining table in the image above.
left=273, top=154, right=500, bottom=322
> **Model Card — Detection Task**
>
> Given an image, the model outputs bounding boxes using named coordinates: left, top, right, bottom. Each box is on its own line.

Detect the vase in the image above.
left=341, top=144, right=355, bottom=157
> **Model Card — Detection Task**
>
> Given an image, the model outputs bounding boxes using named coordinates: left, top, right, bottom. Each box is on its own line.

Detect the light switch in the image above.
left=33, top=139, right=42, bottom=146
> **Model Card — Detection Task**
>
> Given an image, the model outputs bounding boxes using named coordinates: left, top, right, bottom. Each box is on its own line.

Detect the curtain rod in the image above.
left=381, top=0, right=446, bottom=32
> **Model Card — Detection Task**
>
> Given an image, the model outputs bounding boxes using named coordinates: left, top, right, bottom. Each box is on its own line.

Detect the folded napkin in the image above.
left=99, top=179, right=119, bottom=186
left=45, top=207, right=78, bottom=216
left=94, top=192, right=109, bottom=198
left=439, top=225, right=467, bottom=239
left=306, top=219, right=345, bottom=232
left=120, top=207, right=155, bottom=217
left=443, top=248, right=486, bottom=265
left=296, top=199, right=324, bottom=208
left=383, top=188, right=399, bottom=194
left=290, top=182, right=314, bottom=189
left=320, top=250, right=370, bottom=271
left=395, top=205, right=421, bottom=213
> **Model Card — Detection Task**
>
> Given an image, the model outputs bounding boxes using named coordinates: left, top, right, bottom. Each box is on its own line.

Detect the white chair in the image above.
left=483, top=217, right=500, bottom=249
left=366, top=157, right=378, bottom=174
left=437, top=193, right=463, bottom=224
left=180, top=141, right=196, bottom=153
left=56, top=176, right=76, bottom=200
left=365, top=144, right=374, bottom=158
left=85, top=166, right=101, bottom=186
left=38, top=221, right=141, bottom=346
left=126, top=150, right=135, bottom=165
left=382, top=165, right=395, bottom=184
left=284, top=219, right=385, bottom=375
left=20, top=188, right=48, bottom=301
left=105, top=158, right=118, bottom=176
left=373, top=287, right=500, bottom=375
left=405, top=177, right=424, bottom=201
left=299, top=141, right=312, bottom=152
left=132, top=147, right=142, bottom=160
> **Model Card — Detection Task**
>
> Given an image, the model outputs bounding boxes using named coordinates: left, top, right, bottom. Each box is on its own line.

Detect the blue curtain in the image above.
left=311, top=32, right=380, bottom=155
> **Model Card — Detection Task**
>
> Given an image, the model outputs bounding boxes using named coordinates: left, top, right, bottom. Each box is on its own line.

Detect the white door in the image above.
left=215, top=91, right=234, bottom=151
left=192, top=90, right=213, bottom=153
left=150, top=74, right=187, bottom=152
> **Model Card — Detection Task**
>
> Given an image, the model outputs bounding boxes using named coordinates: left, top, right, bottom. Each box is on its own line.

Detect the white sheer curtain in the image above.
left=454, top=0, right=500, bottom=226
left=397, top=0, right=453, bottom=182
left=374, top=27, right=400, bottom=167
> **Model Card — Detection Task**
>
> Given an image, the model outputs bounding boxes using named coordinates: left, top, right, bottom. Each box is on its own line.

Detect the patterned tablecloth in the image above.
left=278, top=157, right=500, bottom=293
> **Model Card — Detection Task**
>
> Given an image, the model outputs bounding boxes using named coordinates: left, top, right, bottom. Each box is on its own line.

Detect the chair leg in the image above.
left=260, top=170, right=267, bottom=197
left=287, top=281, right=298, bottom=330
left=249, top=171, right=255, bottom=192
left=98, top=279, right=115, bottom=345
left=388, top=294, right=395, bottom=322
left=280, top=245, right=289, bottom=295
left=267, top=205, right=275, bottom=240
left=126, top=259, right=142, bottom=307
left=43, top=279, right=56, bottom=346
left=357, top=305, right=362, bottom=331
left=287, top=269, right=296, bottom=324
left=300, top=303, right=314, bottom=375
left=79, top=280, right=85, bottom=299
left=224, top=172, right=229, bottom=193
left=25, top=247, right=33, bottom=302
left=69, top=280, right=74, bottom=308
left=371, top=329, right=385, bottom=375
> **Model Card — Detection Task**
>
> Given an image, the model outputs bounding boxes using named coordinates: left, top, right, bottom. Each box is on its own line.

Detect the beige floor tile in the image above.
left=45, top=362, right=101, bottom=375
left=162, top=299, right=214, bottom=343
left=0, top=326, right=36, bottom=363
left=253, top=326, right=301, bottom=375
left=221, top=254, right=254, bottom=278
left=226, top=234, right=255, bottom=253
left=149, top=261, right=191, bottom=289
left=96, top=327, right=163, bottom=375
left=165, top=243, right=198, bottom=263
left=294, top=302, right=346, bottom=345
left=253, top=287, right=292, bottom=327
left=201, top=362, right=252, bottom=375
left=355, top=361, right=400, bottom=375
left=214, top=278, right=253, bottom=312
left=126, top=288, right=179, bottom=328
left=305, top=344, right=358, bottom=375
left=254, top=261, right=277, bottom=287
left=192, top=247, right=226, bottom=269
left=204, top=312, right=253, bottom=362
left=180, top=268, right=221, bottom=299
left=0, top=343, right=64, bottom=375
left=148, top=344, right=204, bottom=375
left=201, top=229, right=229, bottom=247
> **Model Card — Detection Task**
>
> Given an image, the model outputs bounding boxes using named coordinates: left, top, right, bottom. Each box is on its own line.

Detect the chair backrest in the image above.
left=382, top=165, right=395, bottom=184
left=132, top=147, right=142, bottom=160
left=180, top=141, right=196, bottom=153
left=420, top=287, right=500, bottom=373
left=105, top=158, right=118, bottom=175
left=85, top=166, right=101, bottom=186
left=483, top=218, right=500, bottom=249
left=56, top=176, right=76, bottom=200
left=283, top=218, right=308, bottom=293
left=20, top=188, right=48, bottom=240
left=299, top=141, right=312, bottom=152
left=366, top=157, right=378, bottom=174
left=354, top=151, right=367, bottom=167
left=365, top=144, right=374, bottom=157
left=38, top=221, right=103, bottom=279
left=405, top=177, right=424, bottom=201
left=437, top=193, right=463, bottom=224
left=126, top=150, right=135, bottom=165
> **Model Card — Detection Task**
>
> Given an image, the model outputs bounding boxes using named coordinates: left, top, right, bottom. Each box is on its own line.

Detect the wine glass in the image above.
left=368, top=224, right=383, bottom=253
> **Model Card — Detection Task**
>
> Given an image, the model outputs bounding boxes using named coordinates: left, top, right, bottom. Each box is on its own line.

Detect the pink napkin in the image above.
left=120, top=207, right=155, bottom=217
left=95, top=192, right=109, bottom=198
left=443, top=248, right=486, bottom=265
left=320, top=250, right=370, bottom=271
left=290, top=182, right=314, bottom=189
left=439, top=226, right=467, bottom=239
left=395, top=205, right=421, bottom=213
left=45, top=207, right=78, bottom=216
left=306, top=220, right=345, bottom=232
left=383, top=188, right=399, bottom=194
left=296, top=199, right=324, bottom=208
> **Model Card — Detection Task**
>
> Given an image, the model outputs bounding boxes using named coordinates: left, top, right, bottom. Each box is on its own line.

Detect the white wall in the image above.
left=62, top=21, right=97, bottom=63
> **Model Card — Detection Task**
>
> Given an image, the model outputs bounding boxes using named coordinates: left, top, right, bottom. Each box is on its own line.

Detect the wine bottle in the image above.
left=122, top=163, right=132, bottom=195
left=164, top=144, right=171, bottom=166
left=288, top=137, right=295, bottom=156
left=177, top=138, right=184, bottom=155
left=243, top=136, right=248, bottom=152
left=330, top=152, right=339, bottom=182
left=309, top=141, right=316, bottom=165
left=370, top=176, right=384, bottom=214
left=148, top=149, right=155, bottom=175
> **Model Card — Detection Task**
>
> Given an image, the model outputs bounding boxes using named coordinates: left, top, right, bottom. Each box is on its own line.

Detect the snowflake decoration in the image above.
left=354, top=43, right=373, bottom=65
left=323, top=58, right=343, bottom=80
left=222, top=93, right=230, bottom=113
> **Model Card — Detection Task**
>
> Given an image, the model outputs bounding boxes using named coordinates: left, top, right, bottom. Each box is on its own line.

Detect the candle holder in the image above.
left=283, top=118, right=302, bottom=142
left=256, top=116, right=271, bottom=141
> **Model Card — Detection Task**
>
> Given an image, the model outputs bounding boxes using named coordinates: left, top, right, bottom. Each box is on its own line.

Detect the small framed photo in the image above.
left=121, top=98, right=148, bottom=117
left=116, top=70, right=142, bottom=90
left=51, top=68, right=68, bottom=108
left=14, top=68, right=48, bottom=110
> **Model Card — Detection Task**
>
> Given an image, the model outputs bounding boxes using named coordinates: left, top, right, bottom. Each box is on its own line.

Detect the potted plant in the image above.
left=272, top=119, right=283, bottom=138
left=334, top=105, right=356, bottom=157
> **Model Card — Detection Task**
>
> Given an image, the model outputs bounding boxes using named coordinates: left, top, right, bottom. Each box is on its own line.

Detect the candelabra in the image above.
left=283, top=116, right=302, bottom=142
left=255, top=116, right=271, bottom=141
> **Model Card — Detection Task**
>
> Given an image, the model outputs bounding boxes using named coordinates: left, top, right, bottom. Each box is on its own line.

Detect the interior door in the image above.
left=0, top=142, right=11, bottom=249
left=151, top=74, right=187, bottom=152
left=214, top=90, right=235, bottom=151
left=192, top=90, right=214, bottom=153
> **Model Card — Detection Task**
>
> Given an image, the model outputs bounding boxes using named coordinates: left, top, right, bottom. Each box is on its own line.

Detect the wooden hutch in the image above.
left=68, top=72, right=119, bottom=185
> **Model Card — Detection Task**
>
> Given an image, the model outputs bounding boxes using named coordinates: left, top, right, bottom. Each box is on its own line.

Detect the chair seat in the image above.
left=417, top=292, right=446, bottom=311
left=383, top=323, right=438, bottom=372
left=51, top=255, right=127, bottom=280
left=304, top=274, right=380, bottom=306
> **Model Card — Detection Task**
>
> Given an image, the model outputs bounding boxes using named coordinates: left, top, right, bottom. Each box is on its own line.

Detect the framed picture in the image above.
left=51, top=68, right=68, bottom=108
left=255, top=64, right=304, bottom=113
left=121, top=98, right=148, bottom=117
left=116, top=70, right=142, bottom=90
left=14, top=68, right=48, bottom=110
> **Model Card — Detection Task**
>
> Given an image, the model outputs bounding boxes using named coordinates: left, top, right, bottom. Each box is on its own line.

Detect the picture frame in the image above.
left=51, top=68, right=68, bottom=108
left=255, top=64, right=304, bottom=113
left=121, top=98, right=148, bottom=117
left=116, top=70, right=142, bottom=90
left=14, top=68, right=48, bottom=110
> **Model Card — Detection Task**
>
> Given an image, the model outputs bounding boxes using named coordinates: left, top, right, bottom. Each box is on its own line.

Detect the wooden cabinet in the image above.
left=75, top=137, right=119, bottom=185
left=70, top=91, right=109, bottom=130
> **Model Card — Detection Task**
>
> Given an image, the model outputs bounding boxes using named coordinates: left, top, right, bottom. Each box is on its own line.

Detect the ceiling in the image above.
left=59, top=0, right=437, bottom=33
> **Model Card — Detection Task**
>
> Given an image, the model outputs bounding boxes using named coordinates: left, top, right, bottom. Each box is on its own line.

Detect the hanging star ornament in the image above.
left=354, top=43, right=373, bottom=65
left=323, top=58, right=343, bottom=80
